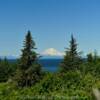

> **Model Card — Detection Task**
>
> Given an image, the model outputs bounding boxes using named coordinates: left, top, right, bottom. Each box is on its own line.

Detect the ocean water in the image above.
left=9, top=58, right=63, bottom=72
left=39, top=58, right=63, bottom=72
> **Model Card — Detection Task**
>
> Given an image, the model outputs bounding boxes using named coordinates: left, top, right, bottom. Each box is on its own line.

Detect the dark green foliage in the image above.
left=14, top=31, right=42, bottom=87
left=20, top=31, right=37, bottom=69
left=94, top=50, right=98, bottom=62
left=0, top=58, right=16, bottom=82
left=87, top=51, right=100, bottom=64
left=0, top=59, right=9, bottom=82
left=79, top=61, right=100, bottom=79
left=61, top=34, right=82, bottom=71
left=87, top=53, right=94, bottom=63
left=0, top=71, right=97, bottom=100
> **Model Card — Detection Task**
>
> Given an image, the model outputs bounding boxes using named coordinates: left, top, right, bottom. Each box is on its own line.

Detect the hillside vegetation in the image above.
left=0, top=31, right=100, bottom=100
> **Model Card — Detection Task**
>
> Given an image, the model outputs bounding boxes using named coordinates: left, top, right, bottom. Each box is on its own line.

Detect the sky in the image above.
left=0, top=0, right=100, bottom=56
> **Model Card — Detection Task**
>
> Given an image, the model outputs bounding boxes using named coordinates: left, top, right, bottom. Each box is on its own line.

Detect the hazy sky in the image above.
left=0, top=0, right=100, bottom=56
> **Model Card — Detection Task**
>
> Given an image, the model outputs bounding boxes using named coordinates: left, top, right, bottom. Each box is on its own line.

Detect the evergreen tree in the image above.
left=94, top=50, right=98, bottom=62
left=61, top=34, right=82, bottom=71
left=0, top=57, right=12, bottom=82
left=87, top=50, right=99, bottom=63
left=14, top=31, right=42, bottom=87
left=87, top=53, right=94, bottom=63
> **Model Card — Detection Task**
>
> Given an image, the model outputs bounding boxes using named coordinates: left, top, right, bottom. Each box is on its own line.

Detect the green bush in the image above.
left=0, top=70, right=99, bottom=99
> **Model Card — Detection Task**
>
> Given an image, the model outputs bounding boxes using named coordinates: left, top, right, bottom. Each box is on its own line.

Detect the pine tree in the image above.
left=61, top=34, right=82, bottom=71
left=14, top=31, right=42, bottom=87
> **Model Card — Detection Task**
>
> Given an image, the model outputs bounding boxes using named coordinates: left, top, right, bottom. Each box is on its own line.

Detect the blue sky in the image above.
left=0, top=0, right=100, bottom=56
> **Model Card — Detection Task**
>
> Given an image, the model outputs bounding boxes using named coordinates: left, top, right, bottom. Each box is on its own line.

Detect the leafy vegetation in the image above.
left=0, top=31, right=100, bottom=99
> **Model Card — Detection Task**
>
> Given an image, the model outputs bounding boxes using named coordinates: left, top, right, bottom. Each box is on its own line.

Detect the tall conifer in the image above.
left=61, top=34, right=82, bottom=71
left=14, top=31, right=42, bottom=87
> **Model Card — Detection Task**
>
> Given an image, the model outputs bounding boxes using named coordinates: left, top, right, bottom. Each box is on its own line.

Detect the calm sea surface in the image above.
left=9, top=58, right=63, bottom=72
left=39, top=59, right=63, bottom=72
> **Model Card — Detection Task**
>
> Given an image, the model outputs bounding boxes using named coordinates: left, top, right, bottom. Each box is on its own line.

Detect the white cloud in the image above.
left=41, top=48, right=64, bottom=56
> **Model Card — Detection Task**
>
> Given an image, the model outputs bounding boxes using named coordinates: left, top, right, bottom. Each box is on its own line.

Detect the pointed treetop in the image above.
left=71, top=34, right=76, bottom=43
left=71, top=33, right=74, bottom=38
left=27, top=30, right=31, bottom=35
left=26, top=30, right=31, bottom=39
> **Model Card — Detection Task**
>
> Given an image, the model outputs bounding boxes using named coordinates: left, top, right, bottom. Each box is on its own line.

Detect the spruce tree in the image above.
left=94, top=50, right=98, bottom=62
left=87, top=53, right=93, bottom=63
left=14, top=31, right=42, bottom=87
left=61, top=34, right=82, bottom=71
left=0, top=57, right=11, bottom=82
